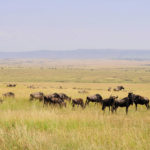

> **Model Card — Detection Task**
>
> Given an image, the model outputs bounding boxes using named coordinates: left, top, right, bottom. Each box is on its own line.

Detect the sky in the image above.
left=0, top=0, right=150, bottom=52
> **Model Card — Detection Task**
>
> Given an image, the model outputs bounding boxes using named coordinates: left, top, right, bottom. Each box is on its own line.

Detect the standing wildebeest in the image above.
left=3, top=92, right=15, bottom=98
left=101, top=96, right=118, bottom=112
left=30, top=92, right=44, bottom=101
left=130, top=93, right=149, bottom=110
left=58, top=93, right=71, bottom=102
left=43, top=95, right=66, bottom=108
left=113, top=86, right=124, bottom=91
left=108, top=87, right=112, bottom=92
left=112, top=93, right=134, bottom=114
left=72, top=98, right=84, bottom=108
left=85, top=94, right=102, bottom=105
left=7, top=84, right=16, bottom=87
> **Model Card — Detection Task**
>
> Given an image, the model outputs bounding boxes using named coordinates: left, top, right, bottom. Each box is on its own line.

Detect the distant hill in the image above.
left=0, top=49, right=150, bottom=60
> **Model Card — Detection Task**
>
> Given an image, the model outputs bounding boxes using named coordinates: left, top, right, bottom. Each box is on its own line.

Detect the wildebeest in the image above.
left=113, top=86, right=124, bottom=91
left=112, top=93, right=134, bottom=114
left=30, top=92, right=44, bottom=101
left=108, top=87, right=112, bottom=92
left=130, top=93, right=149, bottom=110
left=101, top=96, right=118, bottom=112
left=7, top=84, right=16, bottom=87
left=3, top=92, right=15, bottom=98
left=72, top=98, right=84, bottom=108
left=58, top=93, right=71, bottom=102
left=43, top=95, right=66, bottom=108
left=85, top=94, right=102, bottom=105
left=43, top=93, right=62, bottom=103
left=78, top=90, right=88, bottom=94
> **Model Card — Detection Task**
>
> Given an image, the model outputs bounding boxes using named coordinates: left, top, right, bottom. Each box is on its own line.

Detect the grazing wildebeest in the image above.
left=30, top=92, right=44, bottom=101
left=130, top=93, right=149, bottom=110
left=85, top=94, right=102, bottom=105
left=7, top=84, right=16, bottom=87
left=43, top=95, right=66, bottom=108
left=113, top=86, right=124, bottom=91
left=101, top=96, right=118, bottom=112
left=108, top=87, right=112, bottom=92
left=78, top=90, right=88, bottom=94
left=58, top=93, right=71, bottom=102
left=3, top=92, right=15, bottom=98
left=43, top=93, right=62, bottom=103
left=112, top=93, right=134, bottom=114
left=72, top=98, right=84, bottom=108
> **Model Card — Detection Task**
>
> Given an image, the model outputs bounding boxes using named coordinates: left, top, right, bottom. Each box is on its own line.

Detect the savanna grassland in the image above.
left=0, top=59, right=150, bottom=150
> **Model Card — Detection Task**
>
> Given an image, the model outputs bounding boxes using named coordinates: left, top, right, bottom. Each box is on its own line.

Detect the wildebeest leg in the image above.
left=126, top=107, right=128, bottom=115
left=43, top=101, right=48, bottom=107
left=59, top=103, right=62, bottom=108
left=145, top=103, right=149, bottom=109
left=114, top=106, right=118, bottom=113
left=135, top=103, right=137, bottom=111
left=39, top=97, right=43, bottom=102
left=102, top=105, right=105, bottom=114
left=111, top=106, right=114, bottom=113
left=81, top=103, right=84, bottom=109
left=109, top=106, right=110, bottom=112
left=30, top=97, right=33, bottom=101
left=111, top=104, right=115, bottom=113
left=147, top=103, right=150, bottom=109
left=85, top=100, right=89, bottom=106
left=72, top=103, right=75, bottom=108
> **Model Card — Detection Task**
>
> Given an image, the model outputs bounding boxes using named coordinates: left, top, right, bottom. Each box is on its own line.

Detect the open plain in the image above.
left=0, top=60, right=150, bottom=150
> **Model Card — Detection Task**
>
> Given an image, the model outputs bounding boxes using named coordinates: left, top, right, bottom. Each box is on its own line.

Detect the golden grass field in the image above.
left=0, top=60, right=150, bottom=150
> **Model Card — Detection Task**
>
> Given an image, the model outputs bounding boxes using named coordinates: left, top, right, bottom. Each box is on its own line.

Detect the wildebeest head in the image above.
left=128, top=92, right=134, bottom=105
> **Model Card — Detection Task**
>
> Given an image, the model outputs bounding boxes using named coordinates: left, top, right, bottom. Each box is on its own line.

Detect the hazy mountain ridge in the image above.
left=0, top=49, right=150, bottom=60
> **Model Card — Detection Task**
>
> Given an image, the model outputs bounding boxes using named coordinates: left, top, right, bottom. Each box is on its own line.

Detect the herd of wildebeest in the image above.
left=0, top=85, right=149, bottom=114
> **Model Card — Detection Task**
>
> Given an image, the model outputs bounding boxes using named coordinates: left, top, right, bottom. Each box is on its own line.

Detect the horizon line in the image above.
left=1, top=49, right=150, bottom=53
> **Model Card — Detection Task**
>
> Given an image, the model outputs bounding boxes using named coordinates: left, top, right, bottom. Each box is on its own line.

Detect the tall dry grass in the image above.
left=0, top=82, right=150, bottom=150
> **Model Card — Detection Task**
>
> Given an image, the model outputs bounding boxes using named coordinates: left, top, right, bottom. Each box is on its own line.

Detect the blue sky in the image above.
left=0, top=0, right=150, bottom=51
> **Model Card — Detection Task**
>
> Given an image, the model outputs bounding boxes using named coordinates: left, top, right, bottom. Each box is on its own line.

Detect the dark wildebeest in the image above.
left=43, top=93, right=61, bottom=104
left=7, top=84, right=16, bottom=87
left=30, top=92, right=44, bottom=101
left=85, top=94, right=102, bottom=105
left=101, top=96, right=118, bottom=112
left=43, top=95, right=66, bottom=108
left=108, top=87, right=112, bottom=92
left=112, top=93, right=134, bottom=114
left=113, top=86, right=124, bottom=91
left=130, top=93, right=149, bottom=110
left=3, top=92, right=15, bottom=98
left=72, top=98, right=84, bottom=108
left=58, top=93, right=71, bottom=102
